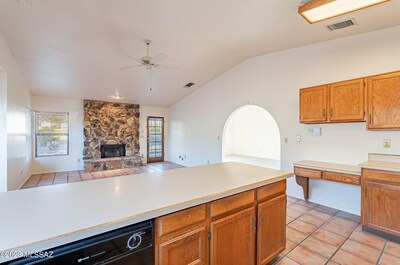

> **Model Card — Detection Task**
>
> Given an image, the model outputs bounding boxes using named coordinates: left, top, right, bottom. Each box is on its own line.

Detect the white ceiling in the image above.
left=1, top=0, right=400, bottom=107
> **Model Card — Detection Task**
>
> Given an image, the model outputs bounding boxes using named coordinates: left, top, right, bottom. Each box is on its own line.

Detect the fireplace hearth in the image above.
left=101, top=144, right=126, bottom=158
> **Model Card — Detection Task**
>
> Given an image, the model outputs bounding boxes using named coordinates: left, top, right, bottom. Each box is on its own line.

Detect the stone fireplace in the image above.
left=83, top=100, right=143, bottom=172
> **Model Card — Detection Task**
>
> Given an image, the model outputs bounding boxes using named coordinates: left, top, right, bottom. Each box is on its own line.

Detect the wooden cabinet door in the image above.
left=257, top=194, right=286, bottom=265
left=300, top=85, right=328, bottom=123
left=362, top=180, right=400, bottom=237
left=367, top=72, right=400, bottom=129
left=158, top=226, right=208, bottom=265
left=210, top=207, right=256, bottom=265
left=329, top=79, right=366, bottom=122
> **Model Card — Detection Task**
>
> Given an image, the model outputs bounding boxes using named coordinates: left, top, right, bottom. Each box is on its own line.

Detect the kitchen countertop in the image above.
left=0, top=162, right=293, bottom=261
left=293, top=160, right=361, bottom=175
left=360, top=153, right=400, bottom=173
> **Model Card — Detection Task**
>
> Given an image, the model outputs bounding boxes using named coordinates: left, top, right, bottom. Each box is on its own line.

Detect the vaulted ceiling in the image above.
left=1, top=0, right=400, bottom=106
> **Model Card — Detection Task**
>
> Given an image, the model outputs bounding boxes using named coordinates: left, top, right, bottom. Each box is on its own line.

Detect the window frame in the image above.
left=35, top=111, right=70, bottom=157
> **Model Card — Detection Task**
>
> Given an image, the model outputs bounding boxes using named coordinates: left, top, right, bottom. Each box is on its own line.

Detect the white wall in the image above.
left=0, top=29, right=32, bottom=191
left=0, top=69, right=7, bottom=192
left=223, top=105, right=280, bottom=160
left=168, top=26, right=400, bottom=215
left=139, top=106, right=169, bottom=163
left=32, top=96, right=84, bottom=174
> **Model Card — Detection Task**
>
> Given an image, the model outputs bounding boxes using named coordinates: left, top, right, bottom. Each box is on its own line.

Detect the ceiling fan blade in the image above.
left=151, top=53, right=167, bottom=64
left=154, top=64, right=179, bottom=71
left=127, top=56, right=143, bottom=64
left=118, top=65, right=143, bottom=70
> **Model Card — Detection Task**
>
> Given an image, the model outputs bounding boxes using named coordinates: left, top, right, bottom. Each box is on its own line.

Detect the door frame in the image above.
left=147, top=116, right=165, bottom=163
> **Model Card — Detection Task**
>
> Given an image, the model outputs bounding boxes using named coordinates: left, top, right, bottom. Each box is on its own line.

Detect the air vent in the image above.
left=184, top=82, right=195, bottom=88
left=325, top=18, right=357, bottom=31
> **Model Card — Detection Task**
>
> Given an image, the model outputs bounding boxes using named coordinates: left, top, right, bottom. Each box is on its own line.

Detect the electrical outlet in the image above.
left=296, top=135, right=301, bottom=142
left=284, top=137, right=288, bottom=144
left=383, top=139, right=391, bottom=148
left=77, top=158, right=81, bottom=163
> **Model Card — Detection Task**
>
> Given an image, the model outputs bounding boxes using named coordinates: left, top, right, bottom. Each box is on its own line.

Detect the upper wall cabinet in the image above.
left=299, top=85, right=327, bottom=123
left=367, top=72, right=400, bottom=130
left=300, top=80, right=366, bottom=124
left=329, top=79, right=366, bottom=122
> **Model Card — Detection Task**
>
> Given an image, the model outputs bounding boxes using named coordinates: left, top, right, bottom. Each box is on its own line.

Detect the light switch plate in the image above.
left=307, top=127, right=321, bottom=136
left=383, top=139, right=391, bottom=148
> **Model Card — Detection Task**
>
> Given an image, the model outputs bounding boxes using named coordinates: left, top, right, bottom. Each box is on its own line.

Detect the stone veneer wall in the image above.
left=83, top=100, right=143, bottom=171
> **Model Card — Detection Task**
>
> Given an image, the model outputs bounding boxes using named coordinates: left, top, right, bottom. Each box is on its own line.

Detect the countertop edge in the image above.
left=293, top=163, right=361, bottom=176
left=1, top=171, right=294, bottom=260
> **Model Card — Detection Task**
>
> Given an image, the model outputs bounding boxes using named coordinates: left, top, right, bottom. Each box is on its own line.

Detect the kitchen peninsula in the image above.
left=0, top=162, right=293, bottom=264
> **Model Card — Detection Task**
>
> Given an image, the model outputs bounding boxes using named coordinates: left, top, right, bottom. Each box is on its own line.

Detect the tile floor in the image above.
left=270, top=196, right=400, bottom=265
left=20, top=162, right=184, bottom=189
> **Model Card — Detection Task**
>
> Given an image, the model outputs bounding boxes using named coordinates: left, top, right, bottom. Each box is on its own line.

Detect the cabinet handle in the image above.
left=252, top=216, right=257, bottom=233
left=364, top=187, right=367, bottom=198
left=260, top=214, right=264, bottom=227
left=369, top=114, right=372, bottom=124
left=330, top=108, right=333, bottom=117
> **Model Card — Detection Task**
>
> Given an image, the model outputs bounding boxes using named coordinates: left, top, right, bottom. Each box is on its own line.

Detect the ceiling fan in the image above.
left=119, top=39, right=178, bottom=71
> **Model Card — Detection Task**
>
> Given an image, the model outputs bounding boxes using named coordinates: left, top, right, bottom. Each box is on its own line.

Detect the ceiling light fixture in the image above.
left=298, top=0, right=389, bottom=24
left=113, top=92, right=122, bottom=99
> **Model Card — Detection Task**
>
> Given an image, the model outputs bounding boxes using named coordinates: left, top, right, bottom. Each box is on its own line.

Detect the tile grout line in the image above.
left=376, top=240, right=388, bottom=265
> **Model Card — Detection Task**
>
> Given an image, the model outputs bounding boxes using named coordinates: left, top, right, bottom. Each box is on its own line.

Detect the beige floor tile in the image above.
left=288, top=219, right=318, bottom=235
left=322, top=220, right=356, bottom=237
left=332, top=249, right=374, bottom=265
left=335, top=211, right=361, bottom=223
left=314, top=205, right=339, bottom=215
left=274, top=257, right=300, bottom=265
left=297, top=214, right=326, bottom=227
left=312, top=228, right=346, bottom=248
left=379, top=252, right=400, bottom=265
left=286, top=227, right=308, bottom=244
left=349, top=230, right=386, bottom=250
left=328, top=216, right=359, bottom=229
left=341, top=239, right=381, bottom=263
left=282, top=239, right=297, bottom=255
left=287, top=245, right=327, bottom=265
left=286, top=216, right=295, bottom=224
left=289, top=204, right=312, bottom=213
left=300, top=237, right=338, bottom=258
left=287, top=208, right=304, bottom=219
left=385, top=241, right=400, bottom=258
left=307, top=209, right=333, bottom=221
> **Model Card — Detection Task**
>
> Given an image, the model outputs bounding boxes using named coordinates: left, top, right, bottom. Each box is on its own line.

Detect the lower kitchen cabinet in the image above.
left=257, top=194, right=286, bottom=265
left=154, top=180, right=287, bottom=265
left=210, top=207, right=256, bottom=265
left=362, top=169, right=400, bottom=238
left=158, top=226, right=208, bottom=265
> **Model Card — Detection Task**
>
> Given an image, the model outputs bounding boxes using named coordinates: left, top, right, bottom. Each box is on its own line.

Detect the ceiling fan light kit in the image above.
left=298, top=0, right=390, bottom=23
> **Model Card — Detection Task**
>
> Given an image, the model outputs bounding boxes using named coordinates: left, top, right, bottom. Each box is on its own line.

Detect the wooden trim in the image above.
left=147, top=116, right=165, bottom=163
left=323, top=171, right=360, bottom=185
left=294, top=167, right=322, bottom=179
left=298, top=0, right=389, bottom=24
left=210, top=190, right=255, bottom=219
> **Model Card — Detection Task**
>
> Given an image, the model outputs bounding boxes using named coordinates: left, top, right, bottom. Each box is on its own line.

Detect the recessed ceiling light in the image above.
left=17, top=0, right=32, bottom=8
left=298, top=0, right=389, bottom=24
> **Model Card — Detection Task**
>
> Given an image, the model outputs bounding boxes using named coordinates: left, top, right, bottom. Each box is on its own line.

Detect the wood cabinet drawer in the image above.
left=210, top=190, right=255, bottom=218
left=257, top=180, right=286, bottom=201
left=323, top=171, right=360, bottom=185
left=363, top=169, right=400, bottom=184
left=157, top=204, right=207, bottom=239
left=294, top=167, right=322, bottom=179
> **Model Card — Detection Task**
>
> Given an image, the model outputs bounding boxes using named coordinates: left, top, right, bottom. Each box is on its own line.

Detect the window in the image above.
left=35, top=112, right=69, bottom=157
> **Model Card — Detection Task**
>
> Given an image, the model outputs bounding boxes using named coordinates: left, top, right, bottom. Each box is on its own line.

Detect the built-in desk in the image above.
left=293, top=160, right=361, bottom=200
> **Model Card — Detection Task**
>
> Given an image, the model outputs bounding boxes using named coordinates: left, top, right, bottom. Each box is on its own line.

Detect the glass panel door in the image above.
left=147, top=117, right=164, bottom=163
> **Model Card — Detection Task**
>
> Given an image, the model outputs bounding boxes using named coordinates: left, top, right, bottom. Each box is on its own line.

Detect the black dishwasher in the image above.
left=7, top=220, right=154, bottom=265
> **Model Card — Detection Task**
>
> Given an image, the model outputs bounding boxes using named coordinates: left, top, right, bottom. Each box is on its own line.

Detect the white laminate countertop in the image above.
left=0, top=162, right=293, bottom=261
left=359, top=153, right=400, bottom=173
left=293, top=160, right=361, bottom=175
